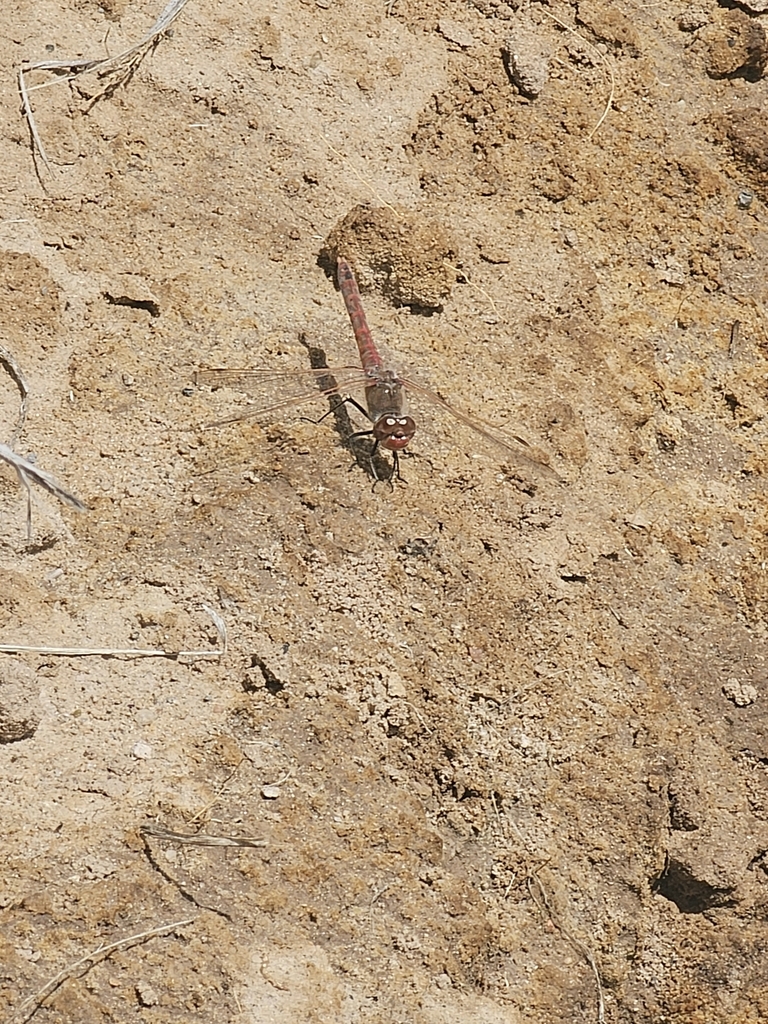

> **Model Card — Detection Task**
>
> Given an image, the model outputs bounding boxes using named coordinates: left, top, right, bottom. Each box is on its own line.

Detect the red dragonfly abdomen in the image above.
left=337, top=258, right=384, bottom=372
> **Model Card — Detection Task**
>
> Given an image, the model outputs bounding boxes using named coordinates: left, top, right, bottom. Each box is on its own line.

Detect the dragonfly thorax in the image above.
left=365, top=369, right=407, bottom=419
left=373, top=414, right=416, bottom=452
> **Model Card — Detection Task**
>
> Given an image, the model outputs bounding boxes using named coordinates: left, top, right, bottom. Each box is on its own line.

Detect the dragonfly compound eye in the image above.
left=375, top=416, right=416, bottom=451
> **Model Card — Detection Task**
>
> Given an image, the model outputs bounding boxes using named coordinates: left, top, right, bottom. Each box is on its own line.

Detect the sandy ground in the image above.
left=2, top=1, right=768, bottom=1021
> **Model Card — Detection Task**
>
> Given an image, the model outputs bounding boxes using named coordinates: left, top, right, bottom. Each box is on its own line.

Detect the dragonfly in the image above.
left=195, top=257, right=557, bottom=482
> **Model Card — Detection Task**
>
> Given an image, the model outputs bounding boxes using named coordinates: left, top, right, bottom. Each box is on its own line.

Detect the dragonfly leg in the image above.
left=303, top=395, right=371, bottom=428
left=303, top=394, right=400, bottom=485
left=391, top=450, right=407, bottom=484
left=300, top=396, right=383, bottom=481
left=338, top=397, right=371, bottom=422
left=346, top=430, right=404, bottom=489
left=347, top=429, right=386, bottom=485
left=348, top=428, right=379, bottom=476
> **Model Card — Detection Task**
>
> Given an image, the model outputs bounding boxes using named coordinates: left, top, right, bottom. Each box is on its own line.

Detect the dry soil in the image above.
left=2, top=1, right=768, bottom=1022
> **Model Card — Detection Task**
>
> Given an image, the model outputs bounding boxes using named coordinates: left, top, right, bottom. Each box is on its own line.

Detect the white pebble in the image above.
left=722, top=679, right=758, bottom=707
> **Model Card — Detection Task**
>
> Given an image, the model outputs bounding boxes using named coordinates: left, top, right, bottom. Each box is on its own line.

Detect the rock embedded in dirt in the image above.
left=0, top=659, right=40, bottom=742
left=504, top=18, right=550, bottom=98
left=321, top=205, right=458, bottom=310
left=722, top=678, right=758, bottom=707
left=135, top=982, right=159, bottom=1008
left=438, top=18, right=475, bottom=50
left=662, top=823, right=754, bottom=911
left=103, top=274, right=161, bottom=318
left=659, top=758, right=768, bottom=914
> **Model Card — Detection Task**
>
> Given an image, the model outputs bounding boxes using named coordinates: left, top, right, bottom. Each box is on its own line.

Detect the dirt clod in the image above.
left=321, top=205, right=458, bottom=309
left=712, top=106, right=768, bottom=197
left=701, top=9, right=768, bottom=79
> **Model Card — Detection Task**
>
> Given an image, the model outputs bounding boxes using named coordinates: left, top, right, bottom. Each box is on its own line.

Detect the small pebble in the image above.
left=136, top=982, right=159, bottom=1007
left=722, top=679, right=758, bottom=707
left=131, top=740, right=153, bottom=759
left=15, top=947, right=41, bottom=962
left=262, top=784, right=281, bottom=799
left=386, top=674, right=408, bottom=699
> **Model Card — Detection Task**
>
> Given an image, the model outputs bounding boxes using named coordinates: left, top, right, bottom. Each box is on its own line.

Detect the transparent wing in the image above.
left=194, top=365, right=365, bottom=388
left=400, top=377, right=562, bottom=481
left=194, top=366, right=374, bottom=428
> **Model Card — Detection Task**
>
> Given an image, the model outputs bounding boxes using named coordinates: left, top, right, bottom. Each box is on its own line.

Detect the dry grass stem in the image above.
left=541, top=11, right=615, bottom=140
left=0, top=443, right=87, bottom=541
left=201, top=600, right=228, bottom=655
left=0, top=644, right=218, bottom=658
left=17, top=68, right=53, bottom=178
left=498, top=804, right=605, bottom=1024
left=19, top=0, right=191, bottom=176
left=185, top=759, right=244, bottom=826
left=320, top=134, right=400, bottom=216
left=7, top=917, right=195, bottom=1024
left=0, top=445, right=86, bottom=512
left=527, top=873, right=605, bottom=1023
left=141, top=823, right=267, bottom=847
left=444, top=260, right=498, bottom=315
left=0, top=605, right=227, bottom=661
left=729, top=320, right=741, bottom=358
left=0, top=260, right=84, bottom=543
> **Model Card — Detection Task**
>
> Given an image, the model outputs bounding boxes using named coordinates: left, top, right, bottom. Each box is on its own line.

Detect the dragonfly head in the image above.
left=373, top=415, right=416, bottom=452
